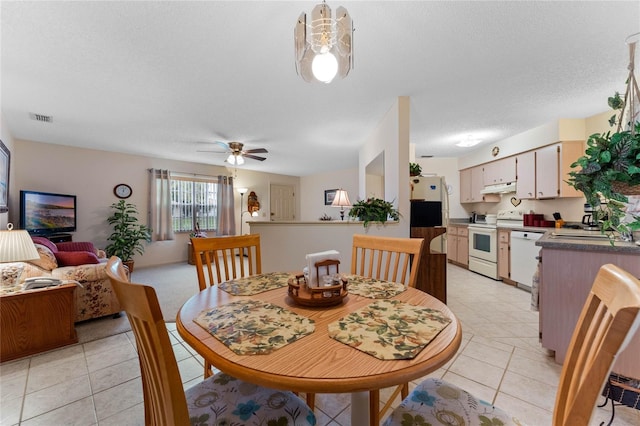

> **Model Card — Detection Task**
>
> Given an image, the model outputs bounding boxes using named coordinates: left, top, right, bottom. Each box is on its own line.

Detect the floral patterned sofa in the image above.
left=1, top=237, right=123, bottom=322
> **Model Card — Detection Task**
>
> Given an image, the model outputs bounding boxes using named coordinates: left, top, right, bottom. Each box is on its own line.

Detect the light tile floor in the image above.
left=2, top=264, right=639, bottom=425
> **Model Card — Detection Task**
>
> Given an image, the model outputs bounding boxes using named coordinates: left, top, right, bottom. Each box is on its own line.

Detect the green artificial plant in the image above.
left=409, top=162, right=422, bottom=176
left=567, top=91, right=640, bottom=240
left=348, top=197, right=400, bottom=227
left=105, top=200, right=152, bottom=263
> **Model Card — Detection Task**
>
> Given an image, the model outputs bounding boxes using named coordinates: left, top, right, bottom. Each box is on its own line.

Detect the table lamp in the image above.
left=0, top=223, right=39, bottom=288
left=331, top=189, right=351, bottom=221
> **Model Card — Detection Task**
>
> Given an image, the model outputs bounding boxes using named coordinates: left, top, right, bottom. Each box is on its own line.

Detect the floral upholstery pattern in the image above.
left=383, top=378, right=524, bottom=426
left=186, top=372, right=316, bottom=425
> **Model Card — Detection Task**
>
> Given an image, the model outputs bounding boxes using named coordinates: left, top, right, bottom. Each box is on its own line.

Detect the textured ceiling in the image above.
left=2, top=1, right=639, bottom=176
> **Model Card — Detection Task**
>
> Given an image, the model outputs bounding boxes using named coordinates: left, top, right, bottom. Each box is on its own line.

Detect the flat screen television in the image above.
left=20, top=190, right=77, bottom=235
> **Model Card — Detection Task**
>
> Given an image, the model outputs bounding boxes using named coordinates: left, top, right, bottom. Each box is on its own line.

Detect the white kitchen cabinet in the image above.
left=483, top=157, right=516, bottom=186
left=460, top=166, right=499, bottom=204
left=447, top=225, right=468, bottom=267
left=535, top=142, right=583, bottom=199
left=515, top=142, right=583, bottom=200
left=515, top=150, right=536, bottom=199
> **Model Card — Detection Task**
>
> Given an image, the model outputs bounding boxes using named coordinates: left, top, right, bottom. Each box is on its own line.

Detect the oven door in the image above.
left=468, top=226, right=497, bottom=262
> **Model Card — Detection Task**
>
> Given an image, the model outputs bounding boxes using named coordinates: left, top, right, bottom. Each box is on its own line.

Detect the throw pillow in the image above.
left=55, top=251, right=100, bottom=266
left=56, top=241, right=98, bottom=255
left=28, top=243, right=58, bottom=271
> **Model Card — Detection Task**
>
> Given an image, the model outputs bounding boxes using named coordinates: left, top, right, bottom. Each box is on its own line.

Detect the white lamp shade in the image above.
left=0, top=227, right=39, bottom=262
left=331, top=189, right=351, bottom=207
left=237, top=187, right=249, bottom=195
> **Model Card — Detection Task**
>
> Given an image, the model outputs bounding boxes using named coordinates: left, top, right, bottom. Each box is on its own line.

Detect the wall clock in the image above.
left=114, top=183, right=132, bottom=199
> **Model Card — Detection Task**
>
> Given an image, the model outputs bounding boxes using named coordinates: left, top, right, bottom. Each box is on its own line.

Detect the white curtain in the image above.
left=216, top=175, right=235, bottom=236
left=149, top=169, right=174, bottom=241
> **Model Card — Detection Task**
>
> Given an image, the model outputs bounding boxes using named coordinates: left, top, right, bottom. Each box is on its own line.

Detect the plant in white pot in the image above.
left=105, top=200, right=152, bottom=271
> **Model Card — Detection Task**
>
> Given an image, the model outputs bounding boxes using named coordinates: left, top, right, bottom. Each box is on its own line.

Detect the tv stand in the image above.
left=47, top=233, right=73, bottom=243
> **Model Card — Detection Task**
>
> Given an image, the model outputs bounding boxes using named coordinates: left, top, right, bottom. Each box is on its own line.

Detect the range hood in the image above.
left=480, top=182, right=517, bottom=194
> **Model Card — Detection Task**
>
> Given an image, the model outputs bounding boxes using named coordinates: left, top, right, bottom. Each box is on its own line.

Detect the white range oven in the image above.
left=468, top=223, right=499, bottom=279
left=468, top=210, right=525, bottom=280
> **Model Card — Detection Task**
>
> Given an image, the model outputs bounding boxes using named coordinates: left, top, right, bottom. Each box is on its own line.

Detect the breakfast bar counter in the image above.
left=536, top=231, right=640, bottom=379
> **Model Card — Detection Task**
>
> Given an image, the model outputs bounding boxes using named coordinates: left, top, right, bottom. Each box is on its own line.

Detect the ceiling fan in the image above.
left=198, top=141, right=268, bottom=165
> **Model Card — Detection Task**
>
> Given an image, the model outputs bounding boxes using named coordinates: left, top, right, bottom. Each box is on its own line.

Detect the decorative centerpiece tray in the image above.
left=287, top=274, right=348, bottom=307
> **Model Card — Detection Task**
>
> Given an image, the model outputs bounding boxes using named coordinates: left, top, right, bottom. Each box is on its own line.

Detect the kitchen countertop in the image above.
left=447, top=221, right=639, bottom=253
left=536, top=228, right=640, bottom=254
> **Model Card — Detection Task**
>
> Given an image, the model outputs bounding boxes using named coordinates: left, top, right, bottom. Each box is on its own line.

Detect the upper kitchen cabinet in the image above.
left=483, top=157, right=516, bottom=186
left=460, top=166, right=499, bottom=203
left=516, top=151, right=536, bottom=199
left=516, top=141, right=583, bottom=199
left=535, top=142, right=583, bottom=199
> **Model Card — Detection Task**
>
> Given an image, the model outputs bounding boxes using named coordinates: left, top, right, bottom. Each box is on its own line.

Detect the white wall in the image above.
left=358, top=96, right=410, bottom=237
left=12, top=140, right=300, bottom=267
left=0, top=113, right=16, bottom=230
left=299, top=168, right=358, bottom=221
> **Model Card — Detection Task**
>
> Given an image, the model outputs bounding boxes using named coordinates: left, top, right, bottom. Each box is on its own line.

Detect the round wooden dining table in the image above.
left=176, top=277, right=461, bottom=425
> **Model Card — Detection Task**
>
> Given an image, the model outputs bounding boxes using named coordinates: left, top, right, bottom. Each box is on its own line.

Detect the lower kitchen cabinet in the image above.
left=497, top=229, right=513, bottom=283
left=447, top=225, right=468, bottom=267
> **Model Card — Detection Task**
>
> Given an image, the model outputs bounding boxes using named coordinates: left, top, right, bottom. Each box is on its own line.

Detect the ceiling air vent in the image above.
left=29, top=113, right=53, bottom=123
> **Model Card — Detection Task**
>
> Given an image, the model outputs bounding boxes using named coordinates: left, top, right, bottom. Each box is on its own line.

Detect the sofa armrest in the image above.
left=52, top=263, right=108, bottom=282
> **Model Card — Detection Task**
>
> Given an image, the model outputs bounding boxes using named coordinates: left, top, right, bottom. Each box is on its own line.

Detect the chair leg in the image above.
left=401, top=382, right=409, bottom=399
left=306, top=393, right=315, bottom=411
left=204, top=361, right=213, bottom=378
left=369, top=389, right=380, bottom=426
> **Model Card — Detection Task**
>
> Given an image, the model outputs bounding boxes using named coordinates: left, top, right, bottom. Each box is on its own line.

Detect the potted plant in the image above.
left=105, top=200, right=152, bottom=271
left=567, top=91, right=640, bottom=241
left=348, top=197, right=400, bottom=227
left=409, top=162, right=422, bottom=177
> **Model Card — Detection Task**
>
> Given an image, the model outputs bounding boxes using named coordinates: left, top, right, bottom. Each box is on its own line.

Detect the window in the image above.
left=170, top=175, right=219, bottom=233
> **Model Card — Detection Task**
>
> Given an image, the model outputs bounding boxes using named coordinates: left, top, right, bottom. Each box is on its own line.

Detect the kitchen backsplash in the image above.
left=464, top=196, right=585, bottom=224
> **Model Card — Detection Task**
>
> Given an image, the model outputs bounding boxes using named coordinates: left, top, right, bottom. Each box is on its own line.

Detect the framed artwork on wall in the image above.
left=324, top=189, right=338, bottom=206
left=0, top=140, right=9, bottom=213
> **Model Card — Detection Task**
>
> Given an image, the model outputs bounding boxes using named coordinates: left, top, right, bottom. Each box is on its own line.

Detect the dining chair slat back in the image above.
left=351, top=234, right=424, bottom=287
left=191, top=234, right=262, bottom=291
left=384, top=263, right=640, bottom=426
left=105, top=256, right=191, bottom=424
left=350, top=234, right=425, bottom=426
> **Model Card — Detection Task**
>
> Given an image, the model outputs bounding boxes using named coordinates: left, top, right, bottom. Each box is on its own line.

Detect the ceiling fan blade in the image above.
left=244, top=148, right=268, bottom=154
left=243, top=154, right=267, bottom=161
left=214, top=141, right=230, bottom=150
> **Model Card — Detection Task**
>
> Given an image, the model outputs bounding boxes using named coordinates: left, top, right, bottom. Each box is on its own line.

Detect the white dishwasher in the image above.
left=510, top=230, right=544, bottom=291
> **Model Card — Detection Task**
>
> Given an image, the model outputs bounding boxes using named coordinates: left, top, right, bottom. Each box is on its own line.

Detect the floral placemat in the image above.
left=194, top=299, right=315, bottom=355
left=218, top=272, right=293, bottom=295
left=345, top=275, right=406, bottom=299
left=328, top=299, right=452, bottom=360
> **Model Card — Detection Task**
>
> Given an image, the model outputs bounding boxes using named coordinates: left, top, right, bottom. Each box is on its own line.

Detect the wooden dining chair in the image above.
left=383, top=263, right=640, bottom=426
left=191, top=234, right=261, bottom=291
left=349, top=234, right=425, bottom=426
left=105, top=256, right=316, bottom=426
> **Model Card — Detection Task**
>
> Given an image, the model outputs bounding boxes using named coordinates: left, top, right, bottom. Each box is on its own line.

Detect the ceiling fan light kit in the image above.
left=295, top=1, right=353, bottom=84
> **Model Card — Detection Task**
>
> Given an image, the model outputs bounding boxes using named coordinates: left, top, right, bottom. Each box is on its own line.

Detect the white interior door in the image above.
left=270, top=184, right=295, bottom=221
